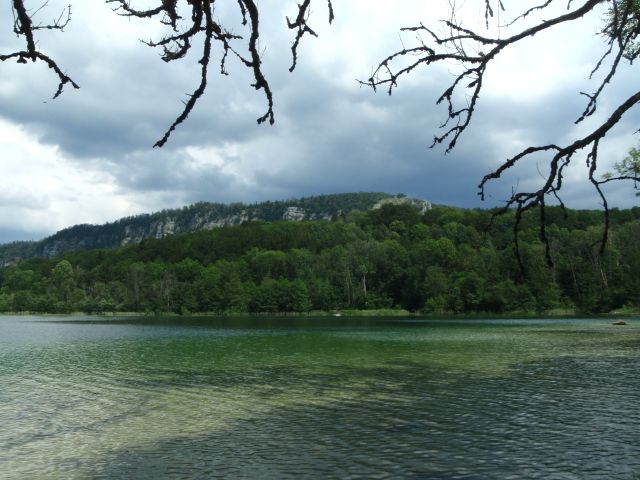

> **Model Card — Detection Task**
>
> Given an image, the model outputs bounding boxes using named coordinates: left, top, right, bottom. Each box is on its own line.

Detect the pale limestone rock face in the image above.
left=115, top=199, right=430, bottom=250
left=153, top=219, right=176, bottom=238
left=201, top=211, right=250, bottom=229
left=372, top=196, right=432, bottom=214
left=119, top=211, right=254, bottom=247
left=121, top=225, right=146, bottom=246
left=282, top=206, right=306, bottom=221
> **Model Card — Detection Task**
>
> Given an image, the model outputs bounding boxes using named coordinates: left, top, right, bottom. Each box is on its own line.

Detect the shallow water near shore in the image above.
left=1, top=315, right=639, bottom=479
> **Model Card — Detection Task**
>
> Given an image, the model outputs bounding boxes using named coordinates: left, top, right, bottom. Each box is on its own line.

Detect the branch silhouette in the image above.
left=3, top=0, right=333, bottom=146
left=364, top=0, right=640, bottom=270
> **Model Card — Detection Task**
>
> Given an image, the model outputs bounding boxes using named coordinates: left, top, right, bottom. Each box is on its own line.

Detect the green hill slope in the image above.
left=1, top=192, right=430, bottom=264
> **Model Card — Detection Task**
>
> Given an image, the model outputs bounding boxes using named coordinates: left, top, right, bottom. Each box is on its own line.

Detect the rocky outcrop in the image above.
left=372, top=195, right=432, bottom=213
left=188, top=210, right=251, bottom=231
left=119, top=214, right=250, bottom=246
left=0, top=192, right=430, bottom=262
left=282, top=207, right=306, bottom=221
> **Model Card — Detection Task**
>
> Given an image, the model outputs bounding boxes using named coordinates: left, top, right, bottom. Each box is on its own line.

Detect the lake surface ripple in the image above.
left=0, top=316, right=639, bottom=479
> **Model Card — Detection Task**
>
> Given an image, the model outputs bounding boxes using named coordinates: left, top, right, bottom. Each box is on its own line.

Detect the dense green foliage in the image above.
left=1, top=204, right=639, bottom=315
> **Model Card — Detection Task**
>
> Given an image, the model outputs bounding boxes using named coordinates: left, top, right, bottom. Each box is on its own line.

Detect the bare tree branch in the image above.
left=481, top=90, right=640, bottom=267
left=285, top=0, right=333, bottom=72
left=2, top=1, right=79, bottom=98
left=366, top=0, right=640, bottom=271
left=4, top=0, right=335, bottom=146
left=364, top=0, right=604, bottom=153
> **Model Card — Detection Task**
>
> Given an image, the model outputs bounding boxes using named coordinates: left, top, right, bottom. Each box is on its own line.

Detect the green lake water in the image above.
left=0, top=315, right=638, bottom=479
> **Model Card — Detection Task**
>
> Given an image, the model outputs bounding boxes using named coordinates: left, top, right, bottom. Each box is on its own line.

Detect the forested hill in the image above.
left=0, top=192, right=431, bottom=264
left=0, top=203, right=639, bottom=316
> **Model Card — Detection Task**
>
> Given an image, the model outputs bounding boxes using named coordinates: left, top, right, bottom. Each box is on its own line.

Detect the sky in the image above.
left=1, top=0, right=639, bottom=243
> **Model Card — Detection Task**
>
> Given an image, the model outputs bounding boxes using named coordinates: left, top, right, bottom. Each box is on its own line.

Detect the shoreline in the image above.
left=1, top=308, right=638, bottom=320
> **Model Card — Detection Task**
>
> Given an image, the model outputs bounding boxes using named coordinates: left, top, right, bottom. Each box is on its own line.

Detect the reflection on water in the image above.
left=0, top=316, right=638, bottom=479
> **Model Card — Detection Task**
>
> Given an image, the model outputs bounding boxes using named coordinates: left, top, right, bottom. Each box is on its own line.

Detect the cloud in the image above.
left=0, top=188, right=47, bottom=210
left=0, top=119, right=150, bottom=240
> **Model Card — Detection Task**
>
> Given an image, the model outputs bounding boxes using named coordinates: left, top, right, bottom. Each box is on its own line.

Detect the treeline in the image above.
left=0, top=204, right=639, bottom=315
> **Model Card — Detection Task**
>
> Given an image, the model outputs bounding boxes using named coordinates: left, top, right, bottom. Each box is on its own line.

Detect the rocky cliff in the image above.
left=0, top=192, right=431, bottom=263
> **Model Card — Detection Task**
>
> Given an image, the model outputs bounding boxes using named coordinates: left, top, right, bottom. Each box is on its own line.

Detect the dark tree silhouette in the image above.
left=363, top=0, right=640, bottom=268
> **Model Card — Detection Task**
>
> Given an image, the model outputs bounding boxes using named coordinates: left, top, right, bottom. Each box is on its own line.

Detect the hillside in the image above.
left=1, top=202, right=638, bottom=315
left=0, top=192, right=431, bottom=264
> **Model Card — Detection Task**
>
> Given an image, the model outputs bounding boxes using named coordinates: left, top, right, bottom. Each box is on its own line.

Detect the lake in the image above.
left=0, top=316, right=638, bottom=479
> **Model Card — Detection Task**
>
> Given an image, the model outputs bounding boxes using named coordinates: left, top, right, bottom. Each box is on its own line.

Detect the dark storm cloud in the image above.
left=106, top=148, right=243, bottom=197
left=0, top=45, right=265, bottom=158
left=249, top=80, right=480, bottom=205
left=241, top=62, right=620, bottom=209
left=0, top=0, right=285, bottom=159
left=83, top=53, right=638, bottom=211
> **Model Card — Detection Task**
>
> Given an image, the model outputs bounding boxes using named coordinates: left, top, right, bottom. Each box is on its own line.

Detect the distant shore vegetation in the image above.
left=0, top=204, right=639, bottom=316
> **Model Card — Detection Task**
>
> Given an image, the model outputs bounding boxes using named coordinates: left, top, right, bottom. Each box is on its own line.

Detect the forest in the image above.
left=0, top=203, right=639, bottom=316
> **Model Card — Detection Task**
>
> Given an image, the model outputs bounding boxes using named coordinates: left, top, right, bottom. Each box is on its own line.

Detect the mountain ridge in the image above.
left=0, top=192, right=431, bottom=264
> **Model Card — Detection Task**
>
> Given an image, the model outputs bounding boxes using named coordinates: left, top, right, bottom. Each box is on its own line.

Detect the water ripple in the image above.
left=0, top=317, right=638, bottom=479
